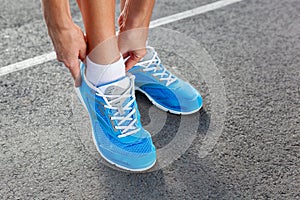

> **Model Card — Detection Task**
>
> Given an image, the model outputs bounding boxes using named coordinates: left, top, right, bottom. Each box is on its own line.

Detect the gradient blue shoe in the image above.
left=129, top=46, right=203, bottom=115
left=75, top=63, right=156, bottom=172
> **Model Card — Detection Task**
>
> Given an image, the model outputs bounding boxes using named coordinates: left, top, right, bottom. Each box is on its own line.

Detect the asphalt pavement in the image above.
left=0, top=0, right=299, bottom=199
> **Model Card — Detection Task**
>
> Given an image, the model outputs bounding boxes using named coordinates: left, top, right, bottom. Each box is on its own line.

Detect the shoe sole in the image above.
left=75, top=87, right=156, bottom=172
left=135, top=87, right=202, bottom=115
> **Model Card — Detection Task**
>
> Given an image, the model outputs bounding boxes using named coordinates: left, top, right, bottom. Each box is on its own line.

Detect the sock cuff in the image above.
left=86, top=54, right=124, bottom=68
left=86, top=54, right=126, bottom=86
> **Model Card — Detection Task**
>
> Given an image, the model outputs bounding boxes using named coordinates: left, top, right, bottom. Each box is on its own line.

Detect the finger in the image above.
left=125, top=53, right=143, bottom=71
left=79, top=32, right=87, bottom=61
left=125, top=49, right=147, bottom=70
left=118, top=13, right=125, bottom=30
left=79, top=47, right=86, bottom=62
left=122, top=52, right=131, bottom=66
left=118, top=14, right=123, bottom=27
left=67, top=59, right=82, bottom=87
left=122, top=52, right=129, bottom=59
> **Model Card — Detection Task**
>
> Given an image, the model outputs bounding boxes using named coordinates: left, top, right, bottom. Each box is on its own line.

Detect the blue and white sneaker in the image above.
left=75, top=63, right=156, bottom=172
left=129, top=46, right=203, bottom=115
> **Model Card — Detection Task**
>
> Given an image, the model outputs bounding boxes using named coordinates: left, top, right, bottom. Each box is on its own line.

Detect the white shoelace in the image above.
left=94, top=77, right=140, bottom=138
left=138, top=49, right=177, bottom=86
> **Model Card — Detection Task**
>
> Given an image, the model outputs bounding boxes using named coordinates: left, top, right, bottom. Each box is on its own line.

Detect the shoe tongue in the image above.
left=99, top=76, right=130, bottom=95
left=99, top=77, right=131, bottom=109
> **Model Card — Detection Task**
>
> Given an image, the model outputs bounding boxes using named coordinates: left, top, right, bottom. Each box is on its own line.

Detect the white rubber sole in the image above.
left=135, top=87, right=202, bottom=115
left=75, top=87, right=156, bottom=172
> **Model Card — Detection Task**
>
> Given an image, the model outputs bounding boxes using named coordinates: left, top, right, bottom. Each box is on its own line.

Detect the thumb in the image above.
left=125, top=53, right=142, bottom=71
left=124, top=49, right=146, bottom=71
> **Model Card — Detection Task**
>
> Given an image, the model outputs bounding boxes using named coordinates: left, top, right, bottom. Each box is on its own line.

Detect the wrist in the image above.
left=45, top=17, right=74, bottom=31
left=124, top=18, right=146, bottom=30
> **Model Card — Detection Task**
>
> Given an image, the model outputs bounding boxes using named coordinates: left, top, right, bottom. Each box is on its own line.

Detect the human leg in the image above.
left=77, top=0, right=125, bottom=86
left=76, top=0, right=156, bottom=171
left=119, top=0, right=203, bottom=114
left=118, top=0, right=155, bottom=70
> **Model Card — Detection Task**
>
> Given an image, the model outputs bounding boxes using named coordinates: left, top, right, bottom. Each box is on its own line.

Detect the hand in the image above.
left=117, top=0, right=155, bottom=71
left=48, top=22, right=86, bottom=87
left=118, top=13, right=147, bottom=71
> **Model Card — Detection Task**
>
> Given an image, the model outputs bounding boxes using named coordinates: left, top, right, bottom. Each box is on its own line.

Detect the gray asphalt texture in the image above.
left=0, top=0, right=299, bottom=199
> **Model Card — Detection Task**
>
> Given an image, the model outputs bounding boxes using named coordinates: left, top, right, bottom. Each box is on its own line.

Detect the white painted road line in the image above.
left=0, top=52, right=57, bottom=77
left=149, top=0, right=243, bottom=28
left=0, top=0, right=244, bottom=77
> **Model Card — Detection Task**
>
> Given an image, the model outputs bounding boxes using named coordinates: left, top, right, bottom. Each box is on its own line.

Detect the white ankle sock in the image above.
left=86, top=55, right=126, bottom=86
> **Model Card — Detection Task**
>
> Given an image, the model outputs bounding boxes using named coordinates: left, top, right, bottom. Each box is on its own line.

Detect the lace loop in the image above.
left=138, top=49, right=177, bottom=86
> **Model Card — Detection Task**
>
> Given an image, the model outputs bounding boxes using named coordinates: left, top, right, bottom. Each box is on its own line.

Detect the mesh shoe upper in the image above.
left=77, top=62, right=156, bottom=171
left=129, top=46, right=203, bottom=114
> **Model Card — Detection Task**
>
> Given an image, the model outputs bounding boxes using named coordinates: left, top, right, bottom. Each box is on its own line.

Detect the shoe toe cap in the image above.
left=98, top=128, right=157, bottom=171
left=175, top=82, right=203, bottom=113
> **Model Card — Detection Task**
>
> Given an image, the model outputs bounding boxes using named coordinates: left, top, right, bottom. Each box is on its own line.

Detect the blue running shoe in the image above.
left=75, top=63, right=156, bottom=172
left=129, top=46, right=203, bottom=115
